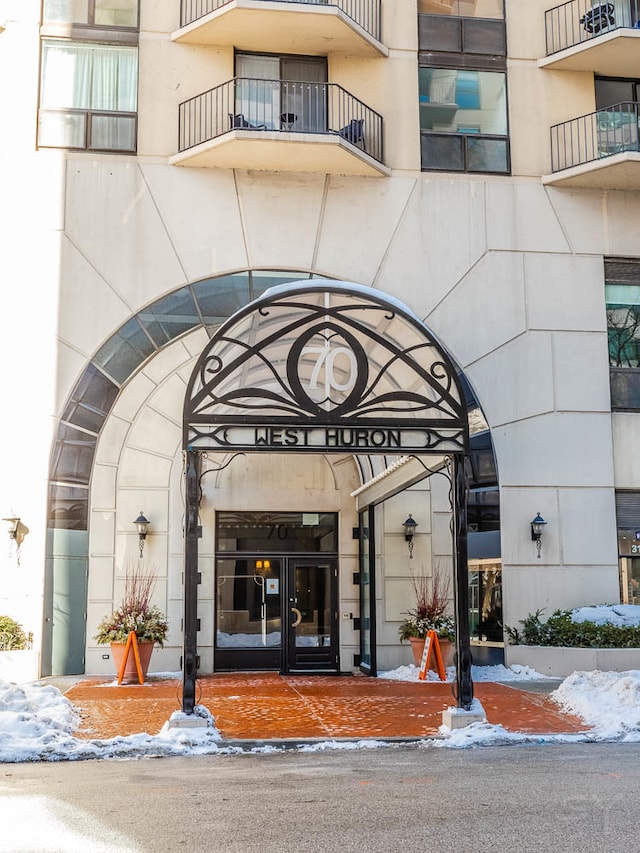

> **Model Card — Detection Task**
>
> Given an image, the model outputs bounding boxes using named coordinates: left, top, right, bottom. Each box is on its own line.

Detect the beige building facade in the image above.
left=1, top=0, right=638, bottom=682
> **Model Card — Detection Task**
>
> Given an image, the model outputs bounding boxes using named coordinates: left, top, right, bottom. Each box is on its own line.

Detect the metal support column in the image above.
left=452, top=454, right=474, bottom=710
left=182, top=449, right=200, bottom=714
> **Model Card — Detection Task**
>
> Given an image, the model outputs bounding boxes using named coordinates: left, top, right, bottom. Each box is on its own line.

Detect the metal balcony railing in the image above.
left=550, top=102, right=640, bottom=172
left=179, top=0, right=382, bottom=42
left=178, top=77, right=384, bottom=163
left=545, top=0, right=640, bottom=55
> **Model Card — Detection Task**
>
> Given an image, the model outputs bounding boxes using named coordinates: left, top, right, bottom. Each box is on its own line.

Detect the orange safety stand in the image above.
left=418, top=630, right=447, bottom=682
left=117, top=630, right=145, bottom=685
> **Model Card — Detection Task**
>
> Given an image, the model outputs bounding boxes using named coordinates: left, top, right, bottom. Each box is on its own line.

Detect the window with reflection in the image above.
left=419, top=68, right=508, bottom=173
left=419, top=0, right=504, bottom=18
left=606, top=258, right=640, bottom=410
left=43, top=0, right=139, bottom=28
left=38, top=40, right=138, bottom=152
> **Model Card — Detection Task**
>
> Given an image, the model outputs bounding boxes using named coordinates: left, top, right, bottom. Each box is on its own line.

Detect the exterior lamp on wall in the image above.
left=530, top=512, right=547, bottom=559
left=2, top=515, right=20, bottom=540
left=134, top=511, right=150, bottom=558
left=403, top=514, right=418, bottom=559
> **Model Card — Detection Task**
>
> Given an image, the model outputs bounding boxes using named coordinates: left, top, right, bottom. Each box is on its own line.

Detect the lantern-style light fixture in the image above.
left=2, top=515, right=20, bottom=540
left=530, top=512, right=547, bottom=559
left=133, top=511, right=150, bottom=558
left=402, top=514, right=418, bottom=559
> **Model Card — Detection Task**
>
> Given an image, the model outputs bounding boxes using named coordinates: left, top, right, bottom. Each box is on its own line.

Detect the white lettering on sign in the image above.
left=302, top=345, right=358, bottom=396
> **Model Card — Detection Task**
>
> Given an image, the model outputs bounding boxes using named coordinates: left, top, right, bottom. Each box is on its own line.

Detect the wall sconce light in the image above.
left=2, top=515, right=20, bottom=540
left=530, top=512, right=547, bottom=559
left=403, top=514, right=418, bottom=560
left=133, top=511, right=150, bottom=558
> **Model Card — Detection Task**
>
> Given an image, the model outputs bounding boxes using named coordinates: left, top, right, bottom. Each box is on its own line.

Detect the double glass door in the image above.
left=214, top=512, right=339, bottom=672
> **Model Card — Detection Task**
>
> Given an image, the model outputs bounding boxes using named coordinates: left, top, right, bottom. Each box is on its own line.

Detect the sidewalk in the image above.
left=64, top=673, right=587, bottom=742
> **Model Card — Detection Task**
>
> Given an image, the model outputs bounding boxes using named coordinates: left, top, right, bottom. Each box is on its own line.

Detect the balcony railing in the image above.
left=180, top=0, right=381, bottom=42
left=545, top=0, right=639, bottom=55
left=178, top=77, right=384, bottom=163
left=550, top=102, right=640, bottom=172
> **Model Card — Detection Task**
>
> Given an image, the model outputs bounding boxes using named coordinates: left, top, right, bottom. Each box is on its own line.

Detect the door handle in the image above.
left=291, top=607, right=302, bottom=627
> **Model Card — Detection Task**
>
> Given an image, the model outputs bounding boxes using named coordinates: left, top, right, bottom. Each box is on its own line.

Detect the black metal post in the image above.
left=182, top=449, right=200, bottom=714
left=452, top=454, right=474, bottom=710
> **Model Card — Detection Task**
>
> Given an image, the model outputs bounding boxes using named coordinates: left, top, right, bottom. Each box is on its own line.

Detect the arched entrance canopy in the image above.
left=182, top=282, right=472, bottom=714
left=184, top=282, right=469, bottom=455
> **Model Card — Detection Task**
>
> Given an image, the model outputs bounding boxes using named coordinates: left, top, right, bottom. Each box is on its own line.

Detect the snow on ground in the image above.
left=2, top=667, right=640, bottom=761
left=378, top=662, right=549, bottom=683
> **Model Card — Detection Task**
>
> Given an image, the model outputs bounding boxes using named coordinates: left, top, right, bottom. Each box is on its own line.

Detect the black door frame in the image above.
left=213, top=553, right=339, bottom=674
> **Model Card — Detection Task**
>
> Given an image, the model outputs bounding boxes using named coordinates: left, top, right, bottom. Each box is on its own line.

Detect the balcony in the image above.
left=544, top=102, right=640, bottom=189
left=174, top=0, right=387, bottom=57
left=169, top=77, right=388, bottom=176
left=540, top=0, right=640, bottom=75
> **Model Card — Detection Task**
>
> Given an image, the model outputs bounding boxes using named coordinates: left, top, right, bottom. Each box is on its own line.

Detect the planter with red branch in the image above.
left=94, top=565, right=168, bottom=682
left=398, top=566, right=455, bottom=667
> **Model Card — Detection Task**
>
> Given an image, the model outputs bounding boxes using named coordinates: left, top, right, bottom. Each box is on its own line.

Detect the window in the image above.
left=419, top=0, right=504, bottom=18
left=38, top=39, right=138, bottom=151
left=43, top=0, right=139, bottom=28
left=606, top=258, right=640, bottom=409
left=234, top=53, right=327, bottom=132
left=419, top=68, right=508, bottom=172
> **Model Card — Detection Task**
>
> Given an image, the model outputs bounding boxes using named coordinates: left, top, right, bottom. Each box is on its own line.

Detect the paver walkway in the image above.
left=65, top=673, right=587, bottom=742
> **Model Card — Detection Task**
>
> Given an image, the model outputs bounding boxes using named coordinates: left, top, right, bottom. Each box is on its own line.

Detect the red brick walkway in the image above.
left=65, top=673, right=587, bottom=741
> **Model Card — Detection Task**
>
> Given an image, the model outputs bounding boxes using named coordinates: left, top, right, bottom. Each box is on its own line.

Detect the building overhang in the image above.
left=543, top=151, right=640, bottom=190
left=353, top=455, right=448, bottom=511
left=170, top=129, right=390, bottom=176
left=539, top=29, right=640, bottom=76
left=172, top=1, right=388, bottom=57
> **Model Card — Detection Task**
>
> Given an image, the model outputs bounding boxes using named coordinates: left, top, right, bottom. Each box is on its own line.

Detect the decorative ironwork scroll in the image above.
left=184, top=282, right=468, bottom=455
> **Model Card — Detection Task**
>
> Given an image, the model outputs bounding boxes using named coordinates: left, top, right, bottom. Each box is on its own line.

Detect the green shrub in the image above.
left=505, top=609, right=640, bottom=648
left=0, top=615, right=29, bottom=651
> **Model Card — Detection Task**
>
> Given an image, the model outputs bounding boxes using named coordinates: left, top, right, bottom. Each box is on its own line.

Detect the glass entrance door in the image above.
left=286, top=559, right=338, bottom=672
left=214, top=511, right=339, bottom=672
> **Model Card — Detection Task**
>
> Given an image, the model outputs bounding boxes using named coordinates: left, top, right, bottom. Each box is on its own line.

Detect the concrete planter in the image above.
left=506, top=645, right=640, bottom=677
left=0, top=650, right=40, bottom=684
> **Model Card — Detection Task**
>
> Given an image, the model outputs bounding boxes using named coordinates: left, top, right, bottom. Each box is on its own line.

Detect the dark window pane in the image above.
left=137, top=286, right=199, bottom=345
left=610, top=368, right=640, bottom=409
left=192, top=274, right=251, bottom=328
left=48, top=484, right=89, bottom=530
left=51, top=425, right=97, bottom=485
left=418, top=15, right=462, bottom=52
left=62, top=363, right=119, bottom=433
left=93, top=316, right=154, bottom=383
left=467, top=136, right=509, bottom=172
left=462, top=19, right=506, bottom=55
left=89, top=114, right=136, bottom=152
left=421, top=133, right=465, bottom=170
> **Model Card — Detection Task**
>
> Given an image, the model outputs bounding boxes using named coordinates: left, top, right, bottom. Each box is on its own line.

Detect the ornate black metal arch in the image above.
left=181, top=282, right=473, bottom=716
left=184, top=282, right=469, bottom=455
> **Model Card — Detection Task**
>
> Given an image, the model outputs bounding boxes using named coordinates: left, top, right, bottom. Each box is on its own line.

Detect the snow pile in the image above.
left=378, top=663, right=550, bottom=683
left=570, top=604, right=640, bottom=627
left=551, top=670, right=640, bottom=741
left=0, top=680, right=230, bottom=762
